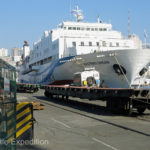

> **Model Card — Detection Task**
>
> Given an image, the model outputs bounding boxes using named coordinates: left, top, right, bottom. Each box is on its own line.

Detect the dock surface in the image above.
left=17, top=89, right=150, bottom=150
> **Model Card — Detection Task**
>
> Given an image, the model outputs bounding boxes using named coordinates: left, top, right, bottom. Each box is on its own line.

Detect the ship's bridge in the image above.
left=58, top=21, right=112, bottom=32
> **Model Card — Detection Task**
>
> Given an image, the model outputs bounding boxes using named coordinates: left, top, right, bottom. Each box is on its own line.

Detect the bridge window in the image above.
left=68, top=27, right=72, bottom=30
left=72, top=42, right=76, bottom=47
left=102, top=41, right=106, bottom=47
left=89, top=42, right=92, bottom=46
left=96, top=42, right=99, bottom=46
left=116, top=43, right=119, bottom=47
left=110, top=42, right=113, bottom=47
left=81, top=42, right=84, bottom=46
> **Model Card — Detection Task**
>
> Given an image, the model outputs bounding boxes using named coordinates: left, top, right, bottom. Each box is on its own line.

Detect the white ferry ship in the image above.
left=19, top=6, right=150, bottom=88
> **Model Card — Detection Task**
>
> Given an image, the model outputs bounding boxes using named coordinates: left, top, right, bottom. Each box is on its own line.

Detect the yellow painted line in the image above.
left=8, top=136, right=14, bottom=144
left=17, top=107, right=31, bottom=120
left=7, top=110, right=14, bottom=117
left=16, top=122, right=32, bottom=138
left=7, top=118, right=15, bottom=126
left=17, top=102, right=31, bottom=111
left=8, top=127, right=14, bottom=136
left=16, top=114, right=32, bottom=129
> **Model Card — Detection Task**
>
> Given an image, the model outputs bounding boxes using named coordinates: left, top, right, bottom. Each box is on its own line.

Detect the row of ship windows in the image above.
left=64, top=27, right=108, bottom=31
left=35, top=43, right=58, bottom=50
left=72, top=41, right=120, bottom=47
left=29, top=56, right=52, bottom=68
left=30, top=54, right=59, bottom=67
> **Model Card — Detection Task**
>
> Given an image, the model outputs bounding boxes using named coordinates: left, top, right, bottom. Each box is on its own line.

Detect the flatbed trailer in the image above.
left=41, top=85, right=150, bottom=114
left=17, top=83, right=40, bottom=93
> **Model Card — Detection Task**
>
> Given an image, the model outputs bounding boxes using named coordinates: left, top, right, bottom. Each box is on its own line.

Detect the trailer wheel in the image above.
left=44, top=91, right=49, bottom=97
left=66, top=96, right=69, bottom=100
left=34, top=88, right=38, bottom=92
left=137, top=107, right=146, bottom=114
left=106, top=99, right=120, bottom=113
left=49, top=93, right=53, bottom=99
left=62, top=95, right=64, bottom=100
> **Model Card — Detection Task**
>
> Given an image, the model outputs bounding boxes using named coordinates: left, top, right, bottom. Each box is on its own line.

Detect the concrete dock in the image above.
left=17, top=89, right=150, bottom=150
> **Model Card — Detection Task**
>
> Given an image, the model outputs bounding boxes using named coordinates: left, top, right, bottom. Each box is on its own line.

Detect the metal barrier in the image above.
left=16, top=102, right=34, bottom=141
left=0, top=101, right=17, bottom=150
left=0, top=102, right=34, bottom=150
left=0, top=59, right=35, bottom=149
left=0, top=58, right=17, bottom=150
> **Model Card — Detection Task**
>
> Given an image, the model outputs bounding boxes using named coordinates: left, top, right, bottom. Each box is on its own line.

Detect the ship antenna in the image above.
left=144, top=29, right=148, bottom=46
left=73, top=5, right=84, bottom=22
left=128, top=10, right=130, bottom=37
left=97, top=15, right=101, bottom=23
left=70, top=0, right=72, bottom=20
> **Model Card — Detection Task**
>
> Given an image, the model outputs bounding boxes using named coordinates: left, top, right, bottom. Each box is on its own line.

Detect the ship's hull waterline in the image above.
left=20, top=49, right=150, bottom=88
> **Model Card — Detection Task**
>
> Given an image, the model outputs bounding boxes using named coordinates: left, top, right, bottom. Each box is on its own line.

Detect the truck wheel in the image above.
left=137, top=107, right=146, bottom=114
left=44, top=91, right=49, bottom=97
left=66, top=96, right=69, bottom=100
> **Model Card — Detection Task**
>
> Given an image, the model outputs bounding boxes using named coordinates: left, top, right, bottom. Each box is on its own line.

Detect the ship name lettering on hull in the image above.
left=83, top=61, right=110, bottom=66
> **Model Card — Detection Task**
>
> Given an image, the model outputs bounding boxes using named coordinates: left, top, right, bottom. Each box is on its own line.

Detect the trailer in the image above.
left=41, top=85, right=150, bottom=115
left=17, top=83, right=40, bottom=93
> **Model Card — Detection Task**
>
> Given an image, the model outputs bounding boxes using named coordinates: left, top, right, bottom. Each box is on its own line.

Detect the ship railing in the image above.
left=142, top=43, right=150, bottom=49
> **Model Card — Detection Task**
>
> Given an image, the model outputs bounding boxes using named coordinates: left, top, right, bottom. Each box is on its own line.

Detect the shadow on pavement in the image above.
left=34, top=95, right=150, bottom=137
left=17, top=144, right=48, bottom=150
left=34, top=95, right=113, bottom=116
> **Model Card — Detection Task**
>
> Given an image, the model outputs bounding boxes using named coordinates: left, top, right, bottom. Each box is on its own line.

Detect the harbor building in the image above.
left=0, top=48, right=8, bottom=57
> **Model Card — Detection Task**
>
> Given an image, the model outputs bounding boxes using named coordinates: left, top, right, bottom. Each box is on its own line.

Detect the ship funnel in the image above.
left=24, top=41, right=29, bottom=46
left=23, top=41, right=30, bottom=58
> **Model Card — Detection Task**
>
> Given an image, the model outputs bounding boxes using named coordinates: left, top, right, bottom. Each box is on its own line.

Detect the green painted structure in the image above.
left=0, top=58, right=17, bottom=150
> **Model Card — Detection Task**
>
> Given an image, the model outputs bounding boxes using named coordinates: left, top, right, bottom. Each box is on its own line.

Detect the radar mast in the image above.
left=73, top=5, right=84, bottom=22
